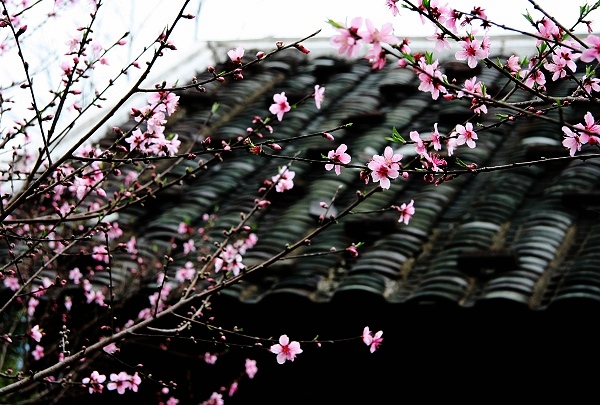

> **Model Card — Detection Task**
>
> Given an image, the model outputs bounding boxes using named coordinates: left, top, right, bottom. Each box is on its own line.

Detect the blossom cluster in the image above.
left=214, top=233, right=258, bottom=277
left=125, top=85, right=181, bottom=156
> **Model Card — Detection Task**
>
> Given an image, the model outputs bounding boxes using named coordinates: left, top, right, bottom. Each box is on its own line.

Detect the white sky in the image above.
left=195, top=0, right=592, bottom=40
left=0, top=0, right=596, bottom=165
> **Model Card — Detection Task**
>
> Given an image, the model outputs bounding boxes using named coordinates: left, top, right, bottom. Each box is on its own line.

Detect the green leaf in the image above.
left=211, top=102, right=219, bottom=113
left=326, top=19, right=344, bottom=29
left=455, top=157, right=468, bottom=168
left=385, top=127, right=406, bottom=144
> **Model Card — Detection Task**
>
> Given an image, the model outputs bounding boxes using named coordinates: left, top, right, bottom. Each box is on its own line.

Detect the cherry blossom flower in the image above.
left=395, top=200, right=415, bottom=225
left=176, top=261, right=196, bottom=282
left=426, top=31, right=451, bottom=52
left=359, top=19, right=398, bottom=56
left=346, top=245, right=359, bottom=257
left=92, top=245, right=109, bottom=263
left=103, top=342, right=119, bottom=354
left=245, top=358, right=258, bottom=379
left=410, top=131, right=426, bottom=156
left=545, top=46, right=578, bottom=81
left=200, top=392, right=224, bottom=405
left=270, top=335, right=303, bottom=364
left=386, top=0, right=400, bottom=16
left=455, top=37, right=488, bottom=69
left=417, top=59, right=447, bottom=100
left=271, top=165, right=295, bottom=192
left=130, top=373, right=141, bottom=392
left=536, top=18, right=561, bottom=45
left=574, top=111, right=600, bottom=144
left=3, top=276, right=19, bottom=291
left=562, top=126, right=583, bottom=156
left=269, top=92, right=291, bottom=121
left=82, top=371, right=106, bottom=394
left=28, top=297, right=39, bottom=316
left=31, top=345, right=44, bottom=361
left=107, top=371, right=132, bottom=394
left=227, top=46, right=244, bottom=63
left=314, top=85, right=325, bottom=109
left=229, top=381, right=239, bottom=397
left=362, top=326, right=383, bottom=353
left=522, top=68, right=546, bottom=89
left=331, top=17, right=363, bottom=58
left=29, top=325, right=43, bottom=342
left=581, top=74, right=600, bottom=94
left=325, top=144, right=351, bottom=175
left=367, top=146, right=402, bottom=190
left=204, top=352, right=217, bottom=364
left=182, top=239, right=195, bottom=256
left=453, top=123, right=478, bottom=148
left=505, top=55, right=521, bottom=75
left=430, top=123, right=442, bottom=151
left=580, top=35, right=600, bottom=63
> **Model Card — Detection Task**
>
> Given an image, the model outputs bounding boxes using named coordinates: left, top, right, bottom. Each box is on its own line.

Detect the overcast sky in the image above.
left=195, top=0, right=591, bottom=40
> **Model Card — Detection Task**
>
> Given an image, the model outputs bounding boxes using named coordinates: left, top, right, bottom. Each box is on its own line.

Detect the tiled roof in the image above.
left=88, top=48, right=600, bottom=312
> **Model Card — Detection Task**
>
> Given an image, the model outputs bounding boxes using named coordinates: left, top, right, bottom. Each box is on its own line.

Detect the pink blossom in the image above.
left=200, top=392, right=224, bottom=405
left=562, top=126, right=583, bottom=156
left=426, top=32, right=451, bottom=52
left=325, top=144, right=351, bottom=175
left=410, top=131, right=426, bottom=156
left=581, top=74, right=600, bottom=94
left=580, top=35, right=600, bottom=63
left=245, top=358, right=258, bottom=379
left=455, top=37, right=488, bottom=69
left=386, top=0, right=400, bottom=16
left=545, top=47, right=578, bottom=81
left=103, top=342, right=119, bottom=354
left=176, top=262, right=196, bottom=282
left=28, top=297, right=39, bottom=316
left=82, top=371, right=106, bottom=394
left=271, top=166, right=295, bottom=193
left=229, top=381, right=239, bottom=397
left=31, top=345, right=44, bottom=361
left=314, top=85, right=325, bottom=109
left=417, top=60, right=447, bottom=100
left=331, top=17, right=363, bottom=58
left=430, top=123, right=442, bottom=151
left=269, top=92, right=291, bottom=121
left=107, top=371, right=132, bottom=394
left=29, top=325, right=43, bottom=342
left=365, top=47, right=387, bottom=70
left=126, top=236, right=138, bottom=255
left=506, top=55, right=521, bottom=75
left=92, top=245, right=109, bottom=263
left=183, top=239, right=195, bottom=255
left=453, top=123, right=478, bottom=149
left=362, top=326, right=383, bottom=353
left=522, top=68, right=546, bottom=89
left=346, top=245, right=359, bottom=257
left=227, top=46, right=244, bottom=63
left=270, top=335, right=303, bottom=364
left=536, top=18, right=561, bottom=45
left=4, top=276, right=19, bottom=291
left=204, top=352, right=217, bottom=364
left=395, top=200, right=415, bottom=225
left=359, top=19, right=398, bottom=55
left=574, top=111, right=600, bottom=144
left=130, top=373, right=141, bottom=392
left=367, top=146, right=402, bottom=190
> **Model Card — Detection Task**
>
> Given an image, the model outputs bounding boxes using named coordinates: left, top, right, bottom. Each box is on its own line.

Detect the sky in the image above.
left=0, top=0, right=596, bottom=163
left=195, top=0, right=590, bottom=40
